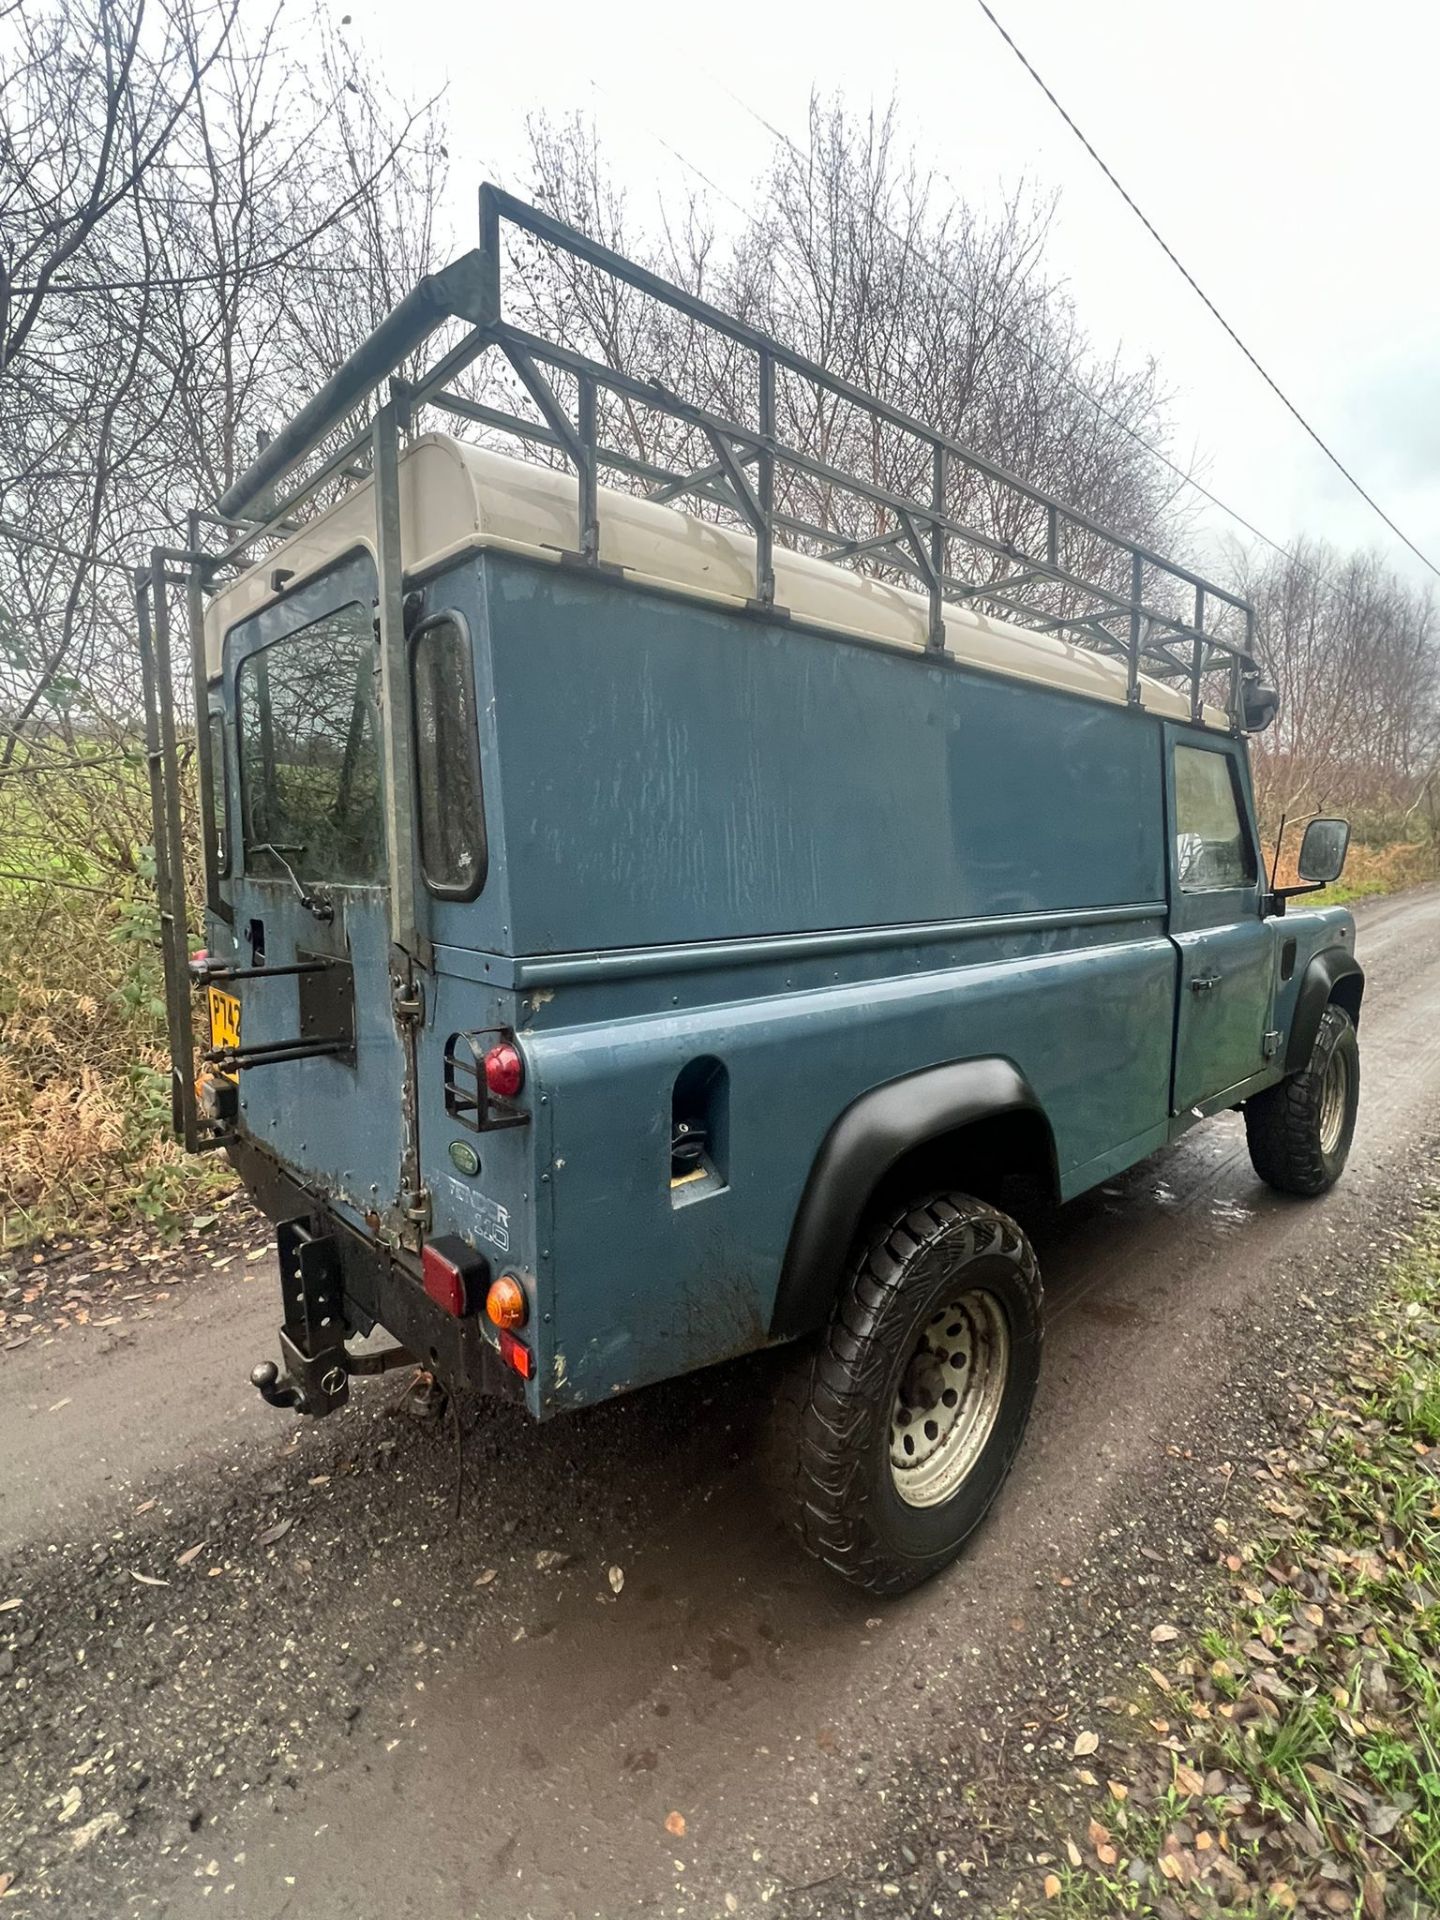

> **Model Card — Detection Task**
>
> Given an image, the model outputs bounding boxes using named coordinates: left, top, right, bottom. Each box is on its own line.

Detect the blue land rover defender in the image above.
left=139, top=188, right=1362, bottom=1594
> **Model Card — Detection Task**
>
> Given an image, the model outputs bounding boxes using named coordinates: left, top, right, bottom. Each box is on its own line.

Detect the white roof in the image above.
left=204, top=433, right=1226, bottom=726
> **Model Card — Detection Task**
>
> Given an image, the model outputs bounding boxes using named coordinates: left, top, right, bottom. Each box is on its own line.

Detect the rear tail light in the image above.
left=483, top=1041, right=524, bottom=1100
left=499, top=1329, right=533, bottom=1380
left=421, top=1237, right=490, bottom=1317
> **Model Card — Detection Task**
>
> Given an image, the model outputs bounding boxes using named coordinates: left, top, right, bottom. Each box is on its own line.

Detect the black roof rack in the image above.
left=211, top=182, right=1258, bottom=730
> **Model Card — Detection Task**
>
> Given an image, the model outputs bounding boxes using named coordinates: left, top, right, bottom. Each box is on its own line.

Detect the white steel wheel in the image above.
left=888, top=1290, right=1010, bottom=1509
left=1318, top=1045, right=1351, bottom=1158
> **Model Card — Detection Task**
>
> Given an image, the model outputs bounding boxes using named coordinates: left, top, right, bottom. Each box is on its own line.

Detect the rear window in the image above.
left=411, top=613, right=486, bottom=897
left=237, top=602, right=384, bottom=885
left=1174, top=745, right=1255, bottom=892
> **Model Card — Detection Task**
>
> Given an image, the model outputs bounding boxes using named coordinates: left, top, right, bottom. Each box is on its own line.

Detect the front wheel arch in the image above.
left=1285, top=947, right=1364, bottom=1073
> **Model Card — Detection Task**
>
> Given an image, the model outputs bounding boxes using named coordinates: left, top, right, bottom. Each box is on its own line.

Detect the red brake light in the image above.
left=422, top=1244, right=466, bottom=1317
left=421, top=1237, right=488, bottom=1318
left=499, top=1329, right=533, bottom=1380
left=484, top=1041, right=524, bottom=1101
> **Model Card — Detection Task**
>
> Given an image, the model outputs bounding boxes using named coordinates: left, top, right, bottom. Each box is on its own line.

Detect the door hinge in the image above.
left=1263, top=1028, right=1282, bottom=1060
left=391, top=976, right=425, bottom=1024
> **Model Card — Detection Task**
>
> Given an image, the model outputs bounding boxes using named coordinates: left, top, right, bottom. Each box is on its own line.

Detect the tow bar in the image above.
left=250, top=1217, right=411, bottom=1416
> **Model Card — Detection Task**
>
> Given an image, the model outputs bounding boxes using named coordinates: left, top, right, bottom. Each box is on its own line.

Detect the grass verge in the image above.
left=1033, top=1204, right=1440, bottom=1919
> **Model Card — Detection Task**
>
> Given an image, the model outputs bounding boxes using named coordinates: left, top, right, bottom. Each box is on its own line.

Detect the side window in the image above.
left=208, top=711, right=229, bottom=874
left=411, top=614, right=486, bottom=898
left=1174, top=745, right=1256, bottom=892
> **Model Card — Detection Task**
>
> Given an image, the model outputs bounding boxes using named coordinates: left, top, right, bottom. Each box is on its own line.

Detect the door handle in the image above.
left=1190, top=971, right=1222, bottom=993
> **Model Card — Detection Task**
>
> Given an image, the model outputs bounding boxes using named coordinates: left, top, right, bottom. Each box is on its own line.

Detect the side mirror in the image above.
left=1241, top=677, right=1279, bottom=734
left=1297, top=816, right=1350, bottom=886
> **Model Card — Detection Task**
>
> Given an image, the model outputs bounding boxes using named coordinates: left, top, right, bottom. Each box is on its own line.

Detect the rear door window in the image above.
left=237, top=602, right=384, bottom=884
left=1173, top=744, right=1256, bottom=893
left=411, top=613, right=486, bottom=897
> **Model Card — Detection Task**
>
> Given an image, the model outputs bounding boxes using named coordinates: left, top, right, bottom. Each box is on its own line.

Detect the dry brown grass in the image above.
left=1267, top=834, right=1439, bottom=901
left=0, top=883, right=231, bottom=1248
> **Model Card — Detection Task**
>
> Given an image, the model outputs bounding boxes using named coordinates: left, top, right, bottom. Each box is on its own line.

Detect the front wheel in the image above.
left=1244, top=1003, right=1360, bottom=1196
left=767, top=1193, right=1043, bottom=1595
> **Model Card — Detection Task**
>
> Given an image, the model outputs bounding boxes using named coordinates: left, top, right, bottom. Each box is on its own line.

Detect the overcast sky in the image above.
left=358, top=0, right=1440, bottom=590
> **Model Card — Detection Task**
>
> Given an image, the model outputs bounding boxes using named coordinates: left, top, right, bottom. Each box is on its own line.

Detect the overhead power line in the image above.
left=973, top=0, right=1440, bottom=586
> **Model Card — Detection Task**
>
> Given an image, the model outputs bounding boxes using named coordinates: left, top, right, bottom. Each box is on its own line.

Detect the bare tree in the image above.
left=0, top=0, right=445, bottom=869
left=486, top=100, right=1184, bottom=634
left=1240, top=538, right=1440, bottom=833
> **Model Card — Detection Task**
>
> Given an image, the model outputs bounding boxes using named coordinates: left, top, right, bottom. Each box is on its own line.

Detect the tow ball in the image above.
left=250, top=1354, right=348, bottom=1416
left=249, top=1216, right=414, bottom=1418
left=250, top=1333, right=415, bottom=1417
left=249, top=1217, right=419, bottom=1418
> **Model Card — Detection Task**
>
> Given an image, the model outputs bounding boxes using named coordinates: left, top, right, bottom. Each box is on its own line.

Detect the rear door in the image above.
left=224, top=554, right=410, bottom=1236
left=1166, top=728, right=1276, bottom=1113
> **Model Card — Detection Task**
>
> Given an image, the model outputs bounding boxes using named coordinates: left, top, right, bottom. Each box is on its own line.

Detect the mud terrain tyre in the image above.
left=1244, top=1003, right=1359, bottom=1196
left=767, top=1193, right=1042, bottom=1595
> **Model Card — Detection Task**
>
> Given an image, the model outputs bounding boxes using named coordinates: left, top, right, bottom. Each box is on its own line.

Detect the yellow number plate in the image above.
left=208, top=986, right=241, bottom=1077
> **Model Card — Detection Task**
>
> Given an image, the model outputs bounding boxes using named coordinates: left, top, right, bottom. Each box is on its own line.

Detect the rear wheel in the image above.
left=1244, top=1003, right=1359, bottom=1196
left=767, top=1193, right=1042, bottom=1595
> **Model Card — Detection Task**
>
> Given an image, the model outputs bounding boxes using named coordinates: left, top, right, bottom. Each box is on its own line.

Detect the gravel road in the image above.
left=3, top=886, right=1439, bottom=1919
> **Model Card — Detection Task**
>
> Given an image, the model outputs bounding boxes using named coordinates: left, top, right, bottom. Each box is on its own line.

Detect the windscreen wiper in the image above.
left=252, top=843, right=333, bottom=922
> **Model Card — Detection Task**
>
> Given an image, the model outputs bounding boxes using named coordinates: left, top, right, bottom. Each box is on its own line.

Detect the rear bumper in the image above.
left=230, top=1138, right=525, bottom=1407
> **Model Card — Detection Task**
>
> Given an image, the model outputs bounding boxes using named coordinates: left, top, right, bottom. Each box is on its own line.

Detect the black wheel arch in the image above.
left=1285, top=946, right=1365, bottom=1073
left=770, top=1057, right=1058, bottom=1340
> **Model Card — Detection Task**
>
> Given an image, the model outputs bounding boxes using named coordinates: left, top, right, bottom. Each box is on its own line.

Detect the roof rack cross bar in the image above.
left=492, top=320, right=1243, bottom=664
left=479, top=185, right=1252, bottom=619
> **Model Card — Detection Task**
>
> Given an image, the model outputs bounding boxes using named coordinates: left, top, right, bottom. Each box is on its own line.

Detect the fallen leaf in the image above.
left=1150, top=1623, right=1181, bottom=1644
left=0, top=1871, right=12, bottom=1894
left=534, top=1549, right=572, bottom=1572
left=176, top=1544, right=205, bottom=1567
left=0, top=1598, right=21, bottom=1614
left=1043, top=1873, right=1061, bottom=1899
left=664, top=1811, right=686, bottom=1838
left=135, top=1498, right=157, bottom=1515
left=608, top=1565, right=625, bottom=1595
left=474, top=1568, right=497, bottom=1587
left=129, top=1571, right=169, bottom=1588
left=1175, top=1762, right=1205, bottom=1797
left=58, top=1785, right=82, bottom=1823
left=1064, top=1839, right=1082, bottom=1868
left=1108, top=1780, right=1128, bottom=1801
left=70, top=1810, right=123, bottom=1852
left=1072, top=1730, right=1099, bottom=1757
left=257, top=1519, right=293, bottom=1547
left=48, top=1397, right=72, bottom=1413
